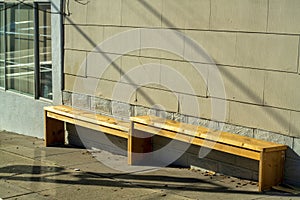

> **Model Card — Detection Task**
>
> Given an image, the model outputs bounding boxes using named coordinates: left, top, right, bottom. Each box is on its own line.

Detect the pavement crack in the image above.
left=2, top=191, right=35, bottom=200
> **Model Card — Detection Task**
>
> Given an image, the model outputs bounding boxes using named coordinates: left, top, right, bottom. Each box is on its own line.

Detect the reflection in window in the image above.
left=39, top=4, right=52, bottom=99
left=6, top=3, right=34, bottom=96
left=1, top=3, right=52, bottom=100
left=0, top=4, right=4, bottom=88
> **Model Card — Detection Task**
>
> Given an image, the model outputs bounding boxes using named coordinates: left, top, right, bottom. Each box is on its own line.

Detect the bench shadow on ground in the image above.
left=0, top=164, right=298, bottom=197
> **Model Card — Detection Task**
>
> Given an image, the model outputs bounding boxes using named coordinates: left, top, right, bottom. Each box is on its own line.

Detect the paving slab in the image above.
left=131, top=192, right=193, bottom=200
left=4, top=169, right=81, bottom=193
left=0, top=179, right=33, bottom=199
left=40, top=150, right=96, bottom=168
left=163, top=189, right=265, bottom=200
left=0, top=131, right=43, bottom=149
left=1, top=145, right=84, bottom=161
left=68, top=161, right=123, bottom=177
left=0, top=150, right=31, bottom=166
left=38, top=182, right=157, bottom=200
left=0, top=131, right=299, bottom=200
left=87, top=149, right=159, bottom=174
left=261, top=196, right=300, bottom=200
left=6, top=192, right=51, bottom=200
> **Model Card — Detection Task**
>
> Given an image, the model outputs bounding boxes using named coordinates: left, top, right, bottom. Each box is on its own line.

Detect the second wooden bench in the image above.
left=128, top=115, right=287, bottom=192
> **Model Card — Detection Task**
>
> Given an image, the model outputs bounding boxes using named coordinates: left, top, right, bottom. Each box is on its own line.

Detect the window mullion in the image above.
left=34, top=2, right=40, bottom=99
left=4, top=3, right=7, bottom=90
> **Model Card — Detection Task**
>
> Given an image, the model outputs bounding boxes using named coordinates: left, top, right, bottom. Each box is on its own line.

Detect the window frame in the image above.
left=0, top=1, right=53, bottom=100
left=0, top=2, right=6, bottom=90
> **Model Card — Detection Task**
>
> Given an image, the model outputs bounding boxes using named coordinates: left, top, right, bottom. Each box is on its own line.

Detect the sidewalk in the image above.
left=0, top=131, right=298, bottom=200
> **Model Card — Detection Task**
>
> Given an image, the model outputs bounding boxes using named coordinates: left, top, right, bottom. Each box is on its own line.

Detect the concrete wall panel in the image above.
left=64, top=50, right=87, bottom=77
left=268, top=0, right=300, bottom=34
left=121, top=0, right=162, bottom=27
left=236, top=33, right=299, bottom=72
left=264, top=72, right=300, bottom=111
left=103, top=27, right=139, bottom=56
left=65, top=75, right=97, bottom=95
left=140, top=28, right=185, bottom=60
left=184, top=31, right=237, bottom=65
left=290, top=111, right=300, bottom=138
left=229, top=102, right=290, bottom=135
left=212, top=66, right=265, bottom=104
left=64, top=1, right=87, bottom=25
left=160, top=59, right=208, bottom=97
left=162, top=0, right=210, bottom=29
left=86, top=0, right=122, bottom=26
left=211, top=0, right=268, bottom=32
left=136, top=87, right=178, bottom=112
left=121, top=56, right=161, bottom=85
left=65, top=25, right=104, bottom=52
left=86, top=52, right=121, bottom=81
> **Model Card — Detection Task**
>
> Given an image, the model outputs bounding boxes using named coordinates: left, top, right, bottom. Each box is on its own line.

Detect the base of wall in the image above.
left=0, top=91, right=51, bottom=138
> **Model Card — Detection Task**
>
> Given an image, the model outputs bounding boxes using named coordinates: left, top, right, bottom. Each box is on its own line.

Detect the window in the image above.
left=38, top=4, right=52, bottom=99
left=0, top=2, right=52, bottom=100
left=0, top=4, right=4, bottom=88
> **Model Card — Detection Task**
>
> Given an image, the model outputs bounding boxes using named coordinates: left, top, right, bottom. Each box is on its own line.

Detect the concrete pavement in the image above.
left=0, top=131, right=298, bottom=200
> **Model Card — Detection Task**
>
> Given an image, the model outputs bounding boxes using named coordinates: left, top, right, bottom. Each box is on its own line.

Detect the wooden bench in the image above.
left=44, top=106, right=287, bottom=191
left=128, top=116, right=287, bottom=192
left=44, top=105, right=129, bottom=146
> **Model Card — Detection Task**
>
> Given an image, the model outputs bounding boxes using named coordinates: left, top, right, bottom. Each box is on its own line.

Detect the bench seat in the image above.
left=129, top=115, right=287, bottom=191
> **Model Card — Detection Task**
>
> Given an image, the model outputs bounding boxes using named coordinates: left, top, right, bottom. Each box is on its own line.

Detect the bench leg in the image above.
left=44, top=111, right=65, bottom=147
left=128, top=122, right=152, bottom=165
left=259, top=150, right=285, bottom=191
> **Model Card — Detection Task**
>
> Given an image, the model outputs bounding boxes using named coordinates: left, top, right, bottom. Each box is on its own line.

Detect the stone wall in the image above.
left=63, top=0, right=300, bottom=186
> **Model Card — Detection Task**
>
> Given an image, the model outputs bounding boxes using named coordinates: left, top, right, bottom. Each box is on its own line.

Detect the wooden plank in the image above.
left=44, top=110, right=65, bottom=146
left=128, top=121, right=152, bottom=165
left=128, top=121, right=133, bottom=165
left=45, top=106, right=129, bottom=132
left=131, top=116, right=287, bottom=151
left=259, top=150, right=285, bottom=191
left=134, top=123, right=260, bottom=161
left=264, top=145, right=287, bottom=152
left=47, top=112, right=128, bottom=139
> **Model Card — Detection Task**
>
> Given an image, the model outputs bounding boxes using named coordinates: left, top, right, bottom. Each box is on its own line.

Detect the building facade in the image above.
left=0, top=0, right=62, bottom=137
left=1, top=0, right=300, bottom=186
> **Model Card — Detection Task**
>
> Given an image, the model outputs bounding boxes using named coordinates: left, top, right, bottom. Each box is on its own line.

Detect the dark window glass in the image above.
left=0, top=4, right=5, bottom=88
left=38, top=4, right=52, bottom=99
left=6, top=3, right=34, bottom=96
left=1, top=3, right=52, bottom=99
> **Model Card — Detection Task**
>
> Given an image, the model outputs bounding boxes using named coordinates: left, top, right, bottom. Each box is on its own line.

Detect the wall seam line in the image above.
left=297, top=36, right=300, bottom=73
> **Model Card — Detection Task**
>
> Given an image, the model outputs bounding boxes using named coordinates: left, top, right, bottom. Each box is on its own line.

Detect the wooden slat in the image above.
left=134, top=123, right=261, bottom=160
left=45, top=106, right=129, bottom=132
left=128, top=122, right=133, bottom=165
left=47, top=112, right=128, bottom=139
left=263, top=146, right=288, bottom=153
left=131, top=116, right=287, bottom=152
